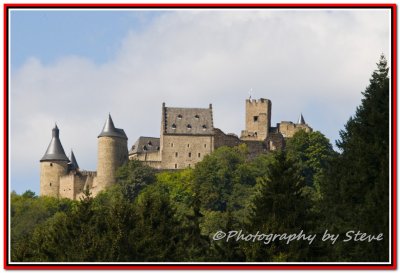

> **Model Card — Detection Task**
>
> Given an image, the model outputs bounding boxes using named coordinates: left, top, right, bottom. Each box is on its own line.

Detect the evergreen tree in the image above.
left=245, top=152, right=314, bottom=262
left=319, top=55, right=389, bottom=261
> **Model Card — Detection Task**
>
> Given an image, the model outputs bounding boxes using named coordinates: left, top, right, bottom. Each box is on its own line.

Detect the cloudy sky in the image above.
left=9, top=8, right=391, bottom=194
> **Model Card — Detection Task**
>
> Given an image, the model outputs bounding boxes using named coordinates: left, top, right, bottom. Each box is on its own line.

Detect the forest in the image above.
left=10, top=56, right=389, bottom=262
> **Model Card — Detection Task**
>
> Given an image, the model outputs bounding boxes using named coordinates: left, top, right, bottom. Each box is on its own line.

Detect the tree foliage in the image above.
left=10, top=56, right=390, bottom=263
left=319, top=55, right=389, bottom=261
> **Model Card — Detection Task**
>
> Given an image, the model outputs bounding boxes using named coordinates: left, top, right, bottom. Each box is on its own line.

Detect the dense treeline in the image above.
left=11, top=56, right=389, bottom=262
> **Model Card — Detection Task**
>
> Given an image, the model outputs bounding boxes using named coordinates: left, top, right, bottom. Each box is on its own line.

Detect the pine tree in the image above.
left=319, top=55, right=389, bottom=261
left=245, top=152, right=314, bottom=262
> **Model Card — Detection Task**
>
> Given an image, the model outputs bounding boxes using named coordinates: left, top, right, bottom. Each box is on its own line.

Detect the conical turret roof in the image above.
left=40, top=124, right=69, bottom=162
left=98, top=114, right=127, bottom=139
left=68, top=150, right=79, bottom=170
left=297, top=113, right=306, bottom=125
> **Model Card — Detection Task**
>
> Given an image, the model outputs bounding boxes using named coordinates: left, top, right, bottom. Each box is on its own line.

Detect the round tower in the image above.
left=97, top=114, right=128, bottom=190
left=40, top=125, right=69, bottom=197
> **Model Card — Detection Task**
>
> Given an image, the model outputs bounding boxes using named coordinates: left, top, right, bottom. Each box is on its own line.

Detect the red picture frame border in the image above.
left=3, top=3, right=397, bottom=270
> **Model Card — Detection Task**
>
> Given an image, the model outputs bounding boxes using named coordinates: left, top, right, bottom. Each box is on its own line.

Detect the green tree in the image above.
left=245, top=152, right=314, bottom=262
left=319, top=55, right=389, bottom=261
left=10, top=191, right=73, bottom=261
left=128, top=183, right=184, bottom=261
left=286, top=130, right=335, bottom=194
left=116, top=159, right=156, bottom=202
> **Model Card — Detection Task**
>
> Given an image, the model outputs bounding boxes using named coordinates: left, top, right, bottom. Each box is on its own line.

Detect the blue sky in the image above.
left=11, top=10, right=163, bottom=69
left=9, top=8, right=391, bottom=194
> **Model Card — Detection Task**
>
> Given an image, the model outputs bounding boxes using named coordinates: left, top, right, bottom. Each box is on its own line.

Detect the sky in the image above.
left=9, top=8, right=391, bottom=194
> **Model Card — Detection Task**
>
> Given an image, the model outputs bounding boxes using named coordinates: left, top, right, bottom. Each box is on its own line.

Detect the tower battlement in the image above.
left=245, top=98, right=271, bottom=105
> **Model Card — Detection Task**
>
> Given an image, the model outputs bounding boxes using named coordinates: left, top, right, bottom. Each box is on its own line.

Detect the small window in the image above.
left=188, top=164, right=191, bottom=168
left=177, top=114, right=182, bottom=119
left=188, top=152, right=192, bottom=158
left=198, top=153, right=201, bottom=158
left=187, top=124, right=192, bottom=130
left=172, top=124, right=176, bottom=129
left=202, top=125, right=207, bottom=130
left=195, top=114, right=200, bottom=119
left=148, top=141, right=152, bottom=146
left=171, top=143, right=174, bottom=147
left=175, top=152, right=178, bottom=157
left=253, top=116, right=259, bottom=122
left=187, top=144, right=190, bottom=148
left=49, top=183, right=52, bottom=186
left=157, top=146, right=160, bottom=151
left=50, top=163, right=53, bottom=166
left=204, top=144, right=207, bottom=148
left=143, top=146, right=148, bottom=151
left=175, top=164, right=178, bottom=169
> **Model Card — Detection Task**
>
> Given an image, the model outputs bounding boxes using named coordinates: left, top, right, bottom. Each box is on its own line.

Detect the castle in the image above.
left=40, top=98, right=312, bottom=200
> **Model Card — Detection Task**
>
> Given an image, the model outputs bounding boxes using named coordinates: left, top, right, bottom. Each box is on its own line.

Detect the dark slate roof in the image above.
left=130, top=137, right=160, bottom=154
left=98, top=114, right=127, bottom=139
left=163, top=105, right=214, bottom=135
left=68, top=150, right=79, bottom=170
left=297, top=113, right=306, bottom=125
left=40, top=125, right=70, bottom=162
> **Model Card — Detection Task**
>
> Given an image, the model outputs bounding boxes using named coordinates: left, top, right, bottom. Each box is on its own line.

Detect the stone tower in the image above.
left=40, top=125, right=69, bottom=197
left=240, top=98, right=272, bottom=141
left=96, top=114, right=128, bottom=190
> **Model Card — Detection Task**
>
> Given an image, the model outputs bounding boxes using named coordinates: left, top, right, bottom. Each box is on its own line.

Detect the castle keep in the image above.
left=40, top=98, right=312, bottom=200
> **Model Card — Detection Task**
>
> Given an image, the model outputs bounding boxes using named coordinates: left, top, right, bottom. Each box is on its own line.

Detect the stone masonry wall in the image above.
left=241, top=98, right=271, bottom=141
left=130, top=151, right=162, bottom=169
left=96, top=137, right=128, bottom=190
left=278, top=122, right=312, bottom=138
left=214, top=128, right=242, bottom=149
left=40, top=161, right=68, bottom=197
left=161, top=134, right=213, bottom=169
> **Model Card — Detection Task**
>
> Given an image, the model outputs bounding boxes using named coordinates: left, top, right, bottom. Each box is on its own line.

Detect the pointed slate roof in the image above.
left=98, top=114, right=127, bottom=139
left=68, top=150, right=79, bottom=170
left=297, top=113, right=306, bottom=125
left=40, top=124, right=69, bottom=162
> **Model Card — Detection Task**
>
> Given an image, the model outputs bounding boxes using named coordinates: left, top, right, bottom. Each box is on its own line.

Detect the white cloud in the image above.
left=10, top=9, right=390, bottom=193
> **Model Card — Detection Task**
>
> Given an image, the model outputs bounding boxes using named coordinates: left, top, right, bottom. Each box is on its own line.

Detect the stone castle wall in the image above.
left=40, top=161, right=68, bottom=198
left=278, top=122, right=312, bottom=138
left=161, top=134, right=214, bottom=169
left=241, top=98, right=271, bottom=141
left=130, top=151, right=162, bottom=169
left=58, top=171, right=97, bottom=200
left=214, top=128, right=242, bottom=149
left=96, top=137, right=128, bottom=190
